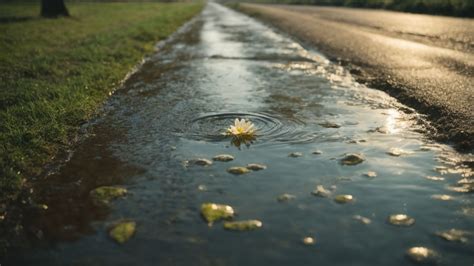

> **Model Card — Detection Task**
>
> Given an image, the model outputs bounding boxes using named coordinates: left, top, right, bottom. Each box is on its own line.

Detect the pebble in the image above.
left=288, top=152, right=303, bottom=158
left=386, top=148, right=412, bottom=157
left=334, top=194, right=354, bottom=204
left=431, top=194, right=452, bottom=201
left=200, top=203, right=234, bottom=225
left=353, top=215, right=371, bottom=224
left=212, top=154, right=234, bottom=162
left=340, top=153, right=364, bottom=165
left=435, top=229, right=472, bottom=243
left=364, top=171, right=377, bottom=178
left=312, top=150, right=323, bottom=155
left=319, top=122, right=341, bottom=128
left=223, top=220, right=262, bottom=231
left=227, top=166, right=251, bottom=175
left=246, top=163, right=267, bottom=171
left=311, top=185, right=331, bottom=197
left=302, top=237, right=316, bottom=245
left=406, top=247, right=438, bottom=263
left=277, top=193, right=296, bottom=202
left=108, top=220, right=136, bottom=244
left=388, top=214, right=415, bottom=226
left=90, top=186, right=127, bottom=205
left=190, top=158, right=213, bottom=166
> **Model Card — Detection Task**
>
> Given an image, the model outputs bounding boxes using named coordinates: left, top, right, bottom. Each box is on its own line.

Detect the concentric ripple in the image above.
left=187, top=112, right=317, bottom=146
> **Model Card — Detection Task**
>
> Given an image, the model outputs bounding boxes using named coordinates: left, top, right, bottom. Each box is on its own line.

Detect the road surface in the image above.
left=238, top=4, right=474, bottom=151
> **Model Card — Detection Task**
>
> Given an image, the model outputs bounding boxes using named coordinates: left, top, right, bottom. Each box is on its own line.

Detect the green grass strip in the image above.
left=0, top=2, right=204, bottom=203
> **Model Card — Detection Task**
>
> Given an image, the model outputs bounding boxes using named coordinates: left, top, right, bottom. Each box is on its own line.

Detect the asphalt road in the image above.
left=238, top=4, right=474, bottom=151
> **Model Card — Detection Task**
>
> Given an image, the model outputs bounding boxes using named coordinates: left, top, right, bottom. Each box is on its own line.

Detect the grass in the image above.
left=246, top=0, right=474, bottom=17
left=0, top=1, right=204, bottom=204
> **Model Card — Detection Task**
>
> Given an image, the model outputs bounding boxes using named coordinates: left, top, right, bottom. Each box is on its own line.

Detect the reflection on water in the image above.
left=4, top=3, right=473, bottom=266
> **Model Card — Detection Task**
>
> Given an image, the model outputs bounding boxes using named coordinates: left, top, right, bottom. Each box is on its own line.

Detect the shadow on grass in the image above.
left=0, top=16, right=38, bottom=24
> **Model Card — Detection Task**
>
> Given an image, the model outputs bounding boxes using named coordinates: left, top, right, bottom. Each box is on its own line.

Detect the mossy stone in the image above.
left=201, top=203, right=234, bottom=225
left=108, top=220, right=136, bottom=244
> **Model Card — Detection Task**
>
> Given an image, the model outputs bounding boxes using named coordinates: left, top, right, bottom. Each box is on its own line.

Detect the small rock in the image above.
left=319, top=122, right=341, bottom=128
left=288, top=152, right=303, bottom=158
left=302, top=237, right=315, bottom=245
left=425, top=176, right=445, bottom=181
left=458, top=178, right=474, bottom=185
left=190, top=158, right=213, bottom=166
left=353, top=215, right=371, bottom=224
left=312, top=150, right=323, bottom=155
left=431, top=194, right=452, bottom=201
left=227, top=167, right=251, bottom=175
left=364, top=171, right=377, bottom=178
left=388, top=214, right=415, bottom=226
left=246, top=163, right=267, bottom=171
left=223, top=220, right=262, bottom=231
left=197, top=185, right=207, bottom=191
left=435, top=229, right=472, bottom=243
left=406, top=247, right=438, bottom=263
left=311, top=185, right=331, bottom=197
left=334, top=194, right=354, bottom=204
left=213, top=154, right=234, bottom=162
left=90, top=186, right=127, bottom=205
left=277, top=193, right=296, bottom=202
left=108, top=220, right=136, bottom=244
left=340, top=153, right=364, bottom=165
left=386, top=148, right=412, bottom=157
left=201, top=203, right=234, bottom=225
left=447, top=184, right=473, bottom=193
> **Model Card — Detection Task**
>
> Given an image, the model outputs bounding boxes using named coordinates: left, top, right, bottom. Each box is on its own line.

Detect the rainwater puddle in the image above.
left=5, top=3, right=473, bottom=266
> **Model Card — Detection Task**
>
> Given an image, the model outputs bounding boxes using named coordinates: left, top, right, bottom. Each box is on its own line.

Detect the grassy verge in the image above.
left=244, top=0, right=474, bottom=17
left=0, top=1, right=204, bottom=204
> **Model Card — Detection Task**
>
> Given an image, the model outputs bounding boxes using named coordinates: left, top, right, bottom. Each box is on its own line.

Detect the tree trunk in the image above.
left=41, top=0, right=69, bottom=18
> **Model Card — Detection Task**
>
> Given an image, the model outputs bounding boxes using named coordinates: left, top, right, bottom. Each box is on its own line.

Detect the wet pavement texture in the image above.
left=239, top=3, right=474, bottom=151
left=4, top=3, right=474, bottom=266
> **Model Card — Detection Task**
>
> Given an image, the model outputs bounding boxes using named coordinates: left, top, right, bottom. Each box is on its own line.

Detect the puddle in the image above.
left=4, top=3, right=473, bottom=266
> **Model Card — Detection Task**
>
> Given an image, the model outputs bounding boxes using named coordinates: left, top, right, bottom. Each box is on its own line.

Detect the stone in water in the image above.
left=431, top=194, right=452, bottom=201
left=246, top=163, right=267, bottom=171
left=353, top=215, right=371, bottom=224
left=386, top=148, right=412, bottom=157
left=277, top=193, right=296, bottom=202
left=311, top=185, right=331, bottom=197
left=312, top=150, right=323, bottom=155
left=435, top=229, right=472, bottom=243
left=213, top=154, right=234, bottom=162
left=334, top=194, right=354, bottom=204
left=364, top=171, right=377, bottom=178
left=90, top=186, right=127, bottom=205
left=288, top=152, right=303, bottom=158
left=388, top=214, right=415, bottom=226
left=108, top=220, right=136, bottom=244
left=223, top=220, right=262, bottom=231
left=201, top=203, right=234, bottom=225
left=227, top=167, right=251, bottom=175
left=319, top=122, right=341, bottom=128
left=302, top=237, right=315, bottom=245
left=190, top=158, right=213, bottom=166
left=406, top=247, right=438, bottom=263
left=340, top=153, right=364, bottom=165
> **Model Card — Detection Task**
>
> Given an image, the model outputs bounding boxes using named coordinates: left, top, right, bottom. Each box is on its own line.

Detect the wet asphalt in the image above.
left=238, top=3, right=474, bottom=151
